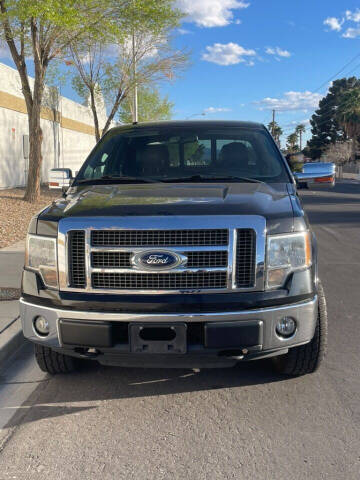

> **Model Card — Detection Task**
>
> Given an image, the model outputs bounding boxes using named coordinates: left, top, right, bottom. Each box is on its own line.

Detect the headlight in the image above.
left=25, top=235, right=58, bottom=288
left=266, top=232, right=311, bottom=289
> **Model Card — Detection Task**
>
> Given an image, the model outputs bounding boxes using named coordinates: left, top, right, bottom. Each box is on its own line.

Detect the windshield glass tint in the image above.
left=75, top=127, right=290, bottom=183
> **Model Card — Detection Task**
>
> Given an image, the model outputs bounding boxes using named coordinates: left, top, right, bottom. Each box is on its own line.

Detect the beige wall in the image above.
left=0, top=62, right=108, bottom=189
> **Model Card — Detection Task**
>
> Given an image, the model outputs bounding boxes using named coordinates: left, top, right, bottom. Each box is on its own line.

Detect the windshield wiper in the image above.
left=76, top=175, right=160, bottom=185
left=161, top=174, right=265, bottom=184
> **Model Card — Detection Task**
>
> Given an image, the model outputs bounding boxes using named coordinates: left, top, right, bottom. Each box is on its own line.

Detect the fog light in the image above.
left=276, top=317, right=296, bottom=338
left=34, top=316, right=50, bottom=336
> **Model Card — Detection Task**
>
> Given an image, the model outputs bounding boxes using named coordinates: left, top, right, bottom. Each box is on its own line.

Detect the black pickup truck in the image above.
left=21, top=121, right=327, bottom=376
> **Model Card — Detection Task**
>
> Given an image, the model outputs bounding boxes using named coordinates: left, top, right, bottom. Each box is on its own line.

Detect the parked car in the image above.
left=296, top=162, right=336, bottom=189
left=21, top=121, right=328, bottom=376
left=48, top=168, right=73, bottom=189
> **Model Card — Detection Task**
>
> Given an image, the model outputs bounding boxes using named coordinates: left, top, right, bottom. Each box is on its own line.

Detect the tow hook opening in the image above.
left=74, top=347, right=101, bottom=358
left=219, top=348, right=249, bottom=358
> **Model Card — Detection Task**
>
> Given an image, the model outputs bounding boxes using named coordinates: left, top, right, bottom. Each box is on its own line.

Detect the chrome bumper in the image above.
left=20, top=296, right=318, bottom=353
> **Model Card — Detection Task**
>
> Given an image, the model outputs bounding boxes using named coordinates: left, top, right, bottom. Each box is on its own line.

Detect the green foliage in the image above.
left=68, top=0, right=188, bottom=140
left=286, top=132, right=299, bottom=153
left=267, top=120, right=283, bottom=147
left=335, top=86, right=360, bottom=139
left=118, top=86, right=173, bottom=123
left=307, top=77, right=360, bottom=159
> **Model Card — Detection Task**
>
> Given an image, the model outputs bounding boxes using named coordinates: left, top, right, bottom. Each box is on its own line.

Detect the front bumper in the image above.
left=20, top=296, right=318, bottom=368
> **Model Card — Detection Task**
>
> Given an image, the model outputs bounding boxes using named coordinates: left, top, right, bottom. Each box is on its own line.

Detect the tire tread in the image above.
left=35, top=345, right=76, bottom=374
left=273, top=281, right=328, bottom=376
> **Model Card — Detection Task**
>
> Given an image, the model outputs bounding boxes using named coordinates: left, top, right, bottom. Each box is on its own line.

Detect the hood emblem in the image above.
left=132, top=250, right=186, bottom=271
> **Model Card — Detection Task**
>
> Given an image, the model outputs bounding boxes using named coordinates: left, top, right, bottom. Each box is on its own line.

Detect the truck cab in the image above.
left=21, top=121, right=327, bottom=376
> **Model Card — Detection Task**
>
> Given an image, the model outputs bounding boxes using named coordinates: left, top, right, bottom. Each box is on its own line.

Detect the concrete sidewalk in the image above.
left=0, top=239, right=25, bottom=366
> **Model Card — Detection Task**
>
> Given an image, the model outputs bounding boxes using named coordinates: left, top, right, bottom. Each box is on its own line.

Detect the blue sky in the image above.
left=1, top=0, right=360, bottom=147
left=165, top=0, right=360, bottom=145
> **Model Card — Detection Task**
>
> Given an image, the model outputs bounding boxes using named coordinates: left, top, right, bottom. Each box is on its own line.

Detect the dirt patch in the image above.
left=0, top=187, right=59, bottom=249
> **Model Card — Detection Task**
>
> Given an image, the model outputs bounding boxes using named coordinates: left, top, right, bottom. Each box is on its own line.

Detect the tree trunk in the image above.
left=89, top=88, right=101, bottom=142
left=23, top=103, right=43, bottom=202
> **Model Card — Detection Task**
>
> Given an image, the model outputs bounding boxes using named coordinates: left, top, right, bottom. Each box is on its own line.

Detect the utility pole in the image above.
left=299, top=130, right=303, bottom=151
left=132, top=28, right=138, bottom=123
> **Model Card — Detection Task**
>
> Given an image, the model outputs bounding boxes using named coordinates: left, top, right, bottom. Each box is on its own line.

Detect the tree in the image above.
left=295, top=123, right=306, bottom=151
left=307, top=77, right=360, bottom=160
left=321, top=140, right=352, bottom=167
left=70, top=0, right=187, bottom=141
left=286, top=132, right=299, bottom=153
left=0, top=0, right=110, bottom=202
left=267, top=120, right=283, bottom=147
left=335, top=86, right=360, bottom=159
left=118, top=86, right=173, bottom=123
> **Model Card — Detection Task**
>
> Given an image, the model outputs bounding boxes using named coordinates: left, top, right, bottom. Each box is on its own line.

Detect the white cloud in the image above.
left=204, top=107, right=231, bottom=114
left=289, top=119, right=310, bottom=126
left=342, top=27, right=360, bottom=38
left=202, top=42, right=256, bottom=66
left=177, top=0, right=250, bottom=28
left=265, top=46, right=291, bottom=58
left=324, top=9, right=360, bottom=38
left=177, top=28, right=191, bottom=35
left=345, top=9, right=360, bottom=22
left=323, top=17, right=343, bottom=31
left=255, top=91, right=323, bottom=112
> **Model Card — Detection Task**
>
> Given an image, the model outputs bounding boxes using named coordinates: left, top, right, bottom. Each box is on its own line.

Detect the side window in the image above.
left=184, top=139, right=211, bottom=166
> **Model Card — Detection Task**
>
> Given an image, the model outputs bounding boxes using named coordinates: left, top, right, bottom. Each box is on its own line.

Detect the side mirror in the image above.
left=61, top=186, right=68, bottom=198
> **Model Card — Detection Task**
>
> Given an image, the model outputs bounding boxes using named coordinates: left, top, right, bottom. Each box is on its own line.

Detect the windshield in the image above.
left=75, top=126, right=290, bottom=184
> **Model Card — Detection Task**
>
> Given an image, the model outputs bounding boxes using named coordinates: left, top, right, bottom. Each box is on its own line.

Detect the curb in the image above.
left=0, top=316, right=26, bottom=366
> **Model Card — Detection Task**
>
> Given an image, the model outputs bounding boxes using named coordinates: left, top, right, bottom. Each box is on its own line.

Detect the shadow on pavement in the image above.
left=301, top=194, right=360, bottom=205
left=306, top=210, right=360, bottom=225
left=4, top=359, right=286, bottom=429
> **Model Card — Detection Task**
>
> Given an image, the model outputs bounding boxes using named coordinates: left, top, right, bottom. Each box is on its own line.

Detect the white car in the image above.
left=49, top=168, right=73, bottom=190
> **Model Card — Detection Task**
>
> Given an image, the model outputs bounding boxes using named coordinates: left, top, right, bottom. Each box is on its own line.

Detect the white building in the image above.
left=0, top=62, right=107, bottom=189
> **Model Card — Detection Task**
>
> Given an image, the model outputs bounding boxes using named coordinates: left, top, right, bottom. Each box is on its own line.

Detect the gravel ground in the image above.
left=0, top=187, right=59, bottom=249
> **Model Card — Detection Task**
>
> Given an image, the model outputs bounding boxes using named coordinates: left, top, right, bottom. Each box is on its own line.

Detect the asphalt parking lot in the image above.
left=0, top=181, right=359, bottom=480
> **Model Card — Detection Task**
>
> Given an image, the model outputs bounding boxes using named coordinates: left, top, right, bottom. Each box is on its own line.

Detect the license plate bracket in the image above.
left=129, top=323, right=187, bottom=354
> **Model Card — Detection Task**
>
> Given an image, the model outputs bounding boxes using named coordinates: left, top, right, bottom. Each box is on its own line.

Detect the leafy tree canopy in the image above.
left=307, top=77, right=360, bottom=159
left=118, top=86, right=173, bottom=124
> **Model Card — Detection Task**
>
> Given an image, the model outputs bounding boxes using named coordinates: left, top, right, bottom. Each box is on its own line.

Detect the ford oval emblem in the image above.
left=132, top=250, right=184, bottom=270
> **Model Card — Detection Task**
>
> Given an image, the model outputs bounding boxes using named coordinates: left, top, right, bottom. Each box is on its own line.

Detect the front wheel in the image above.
left=272, top=281, right=328, bottom=376
left=35, top=345, right=78, bottom=374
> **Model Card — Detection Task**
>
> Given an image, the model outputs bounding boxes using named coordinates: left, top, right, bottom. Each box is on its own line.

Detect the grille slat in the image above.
left=92, top=272, right=227, bottom=290
left=235, top=229, right=256, bottom=288
left=68, top=231, right=86, bottom=288
left=91, top=251, right=132, bottom=268
left=91, top=250, right=227, bottom=269
left=91, top=229, right=228, bottom=247
left=186, top=251, right=227, bottom=268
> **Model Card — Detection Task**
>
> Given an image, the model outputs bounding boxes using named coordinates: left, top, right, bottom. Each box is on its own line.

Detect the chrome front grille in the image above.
left=59, top=216, right=266, bottom=294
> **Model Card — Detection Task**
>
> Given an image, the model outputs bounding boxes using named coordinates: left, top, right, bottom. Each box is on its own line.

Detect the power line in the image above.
left=278, top=52, right=360, bottom=137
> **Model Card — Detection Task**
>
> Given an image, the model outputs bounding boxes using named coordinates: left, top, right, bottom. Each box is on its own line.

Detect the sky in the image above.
left=1, top=0, right=360, bottom=147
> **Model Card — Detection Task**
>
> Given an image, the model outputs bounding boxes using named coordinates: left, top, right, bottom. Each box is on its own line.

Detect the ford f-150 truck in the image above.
left=20, top=121, right=327, bottom=376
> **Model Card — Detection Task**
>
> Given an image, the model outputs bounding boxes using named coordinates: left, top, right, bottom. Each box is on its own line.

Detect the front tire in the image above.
left=35, top=345, right=77, bottom=374
left=272, top=281, right=328, bottom=376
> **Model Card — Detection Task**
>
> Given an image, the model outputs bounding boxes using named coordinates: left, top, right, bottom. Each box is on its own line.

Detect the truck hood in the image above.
left=39, top=182, right=298, bottom=234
